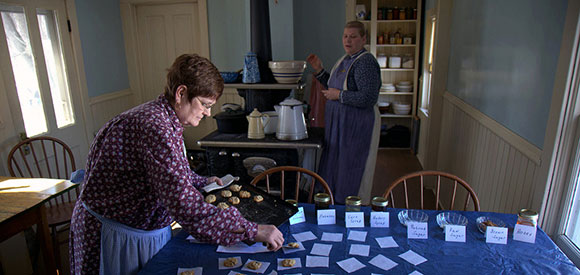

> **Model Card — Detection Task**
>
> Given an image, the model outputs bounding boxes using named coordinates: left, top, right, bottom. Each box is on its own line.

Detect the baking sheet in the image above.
left=204, top=182, right=298, bottom=226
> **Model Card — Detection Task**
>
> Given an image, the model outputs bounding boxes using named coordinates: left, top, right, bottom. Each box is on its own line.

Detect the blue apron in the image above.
left=82, top=202, right=172, bottom=275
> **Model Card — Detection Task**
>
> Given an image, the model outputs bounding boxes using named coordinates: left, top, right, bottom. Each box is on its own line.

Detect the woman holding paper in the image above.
left=70, top=54, right=283, bottom=275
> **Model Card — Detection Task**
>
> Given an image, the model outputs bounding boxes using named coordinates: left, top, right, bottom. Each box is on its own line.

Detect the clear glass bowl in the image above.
left=476, top=216, right=507, bottom=233
left=398, top=210, right=428, bottom=227
left=436, top=212, right=468, bottom=229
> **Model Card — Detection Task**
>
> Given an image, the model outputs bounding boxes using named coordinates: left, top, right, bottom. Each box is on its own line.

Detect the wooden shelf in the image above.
left=380, top=91, right=413, bottom=95
left=380, top=114, right=413, bottom=118
left=380, top=68, right=414, bottom=72
left=377, top=19, right=417, bottom=23
left=377, top=44, right=416, bottom=47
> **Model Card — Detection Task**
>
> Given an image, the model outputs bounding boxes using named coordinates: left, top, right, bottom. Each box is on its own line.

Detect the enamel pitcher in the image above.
left=247, top=108, right=269, bottom=139
left=274, top=98, right=308, bottom=140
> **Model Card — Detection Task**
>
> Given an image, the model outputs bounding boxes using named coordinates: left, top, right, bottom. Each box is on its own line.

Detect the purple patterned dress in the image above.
left=70, top=95, right=257, bottom=274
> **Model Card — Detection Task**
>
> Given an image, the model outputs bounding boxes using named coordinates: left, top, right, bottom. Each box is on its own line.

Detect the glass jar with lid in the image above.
left=285, top=199, right=298, bottom=207
left=399, top=8, right=406, bottom=20
left=371, top=196, right=388, bottom=211
left=345, top=196, right=362, bottom=212
left=517, top=209, right=538, bottom=227
left=314, top=193, right=330, bottom=210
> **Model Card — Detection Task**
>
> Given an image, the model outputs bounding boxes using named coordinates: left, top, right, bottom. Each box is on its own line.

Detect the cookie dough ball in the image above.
left=229, top=184, right=242, bottom=192
left=253, top=195, right=264, bottom=203
left=228, top=196, right=240, bottom=205
left=288, top=242, right=299, bottom=248
left=281, top=259, right=296, bottom=267
left=217, top=202, right=229, bottom=209
left=246, top=261, right=262, bottom=270
left=223, top=257, right=238, bottom=267
left=239, top=190, right=251, bottom=198
left=221, top=190, right=232, bottom=198
left=205, top=194, right=216, bottom=204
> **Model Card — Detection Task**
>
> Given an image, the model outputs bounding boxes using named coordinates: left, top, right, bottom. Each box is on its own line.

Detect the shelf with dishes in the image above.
left=380, top=113, right=413, bottom=118
left=377, top=44, right=416, bottom=48
left=377, top=19, right=417, bottom=23
left=380, top=91, right=412, bottom=95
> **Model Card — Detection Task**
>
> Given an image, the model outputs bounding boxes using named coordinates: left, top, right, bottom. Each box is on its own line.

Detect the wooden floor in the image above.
left=370, top=148, right=423, bottom=199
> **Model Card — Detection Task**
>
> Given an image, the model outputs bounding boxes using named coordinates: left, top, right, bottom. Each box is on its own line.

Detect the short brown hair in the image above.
left=344, top=21, right=366, bottom=37
left=164, top=54, right=224, bottom=104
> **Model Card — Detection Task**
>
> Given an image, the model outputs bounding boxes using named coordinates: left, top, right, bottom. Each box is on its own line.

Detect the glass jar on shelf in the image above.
left=378, top=34, right=384, bottom=45
left=345, top=196, right=362, bottom=212
left=371, top=196, right=388, bottom=211
left=389, top=32, right=396, bottom=44
left=386, top=8, right=393, bottom=20
left=399, top=8, right=406, bottom=20
left=403, top=35, right=413, bottom=45
left=395, top=29, right=402, bottom=44
left=517, top=209, right=538, bottom=227
left=393, top=6, right=399, bottom=20
left=413, top=8, right=417, bottom=19
left=314, top=193, right=331, bottom=210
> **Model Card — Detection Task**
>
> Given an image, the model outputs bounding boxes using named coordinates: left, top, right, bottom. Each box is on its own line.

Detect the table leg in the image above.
left=37, top=204, right=57, bottom=275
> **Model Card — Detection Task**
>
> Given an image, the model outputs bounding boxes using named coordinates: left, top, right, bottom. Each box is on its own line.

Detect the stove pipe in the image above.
left=250, top=0, right=275, bottom=83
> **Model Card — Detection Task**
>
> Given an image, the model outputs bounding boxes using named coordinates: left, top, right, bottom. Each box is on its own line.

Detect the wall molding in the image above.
left=89, top=89, right=133, bottom=106
left=444, top=91, right=542, bottom=165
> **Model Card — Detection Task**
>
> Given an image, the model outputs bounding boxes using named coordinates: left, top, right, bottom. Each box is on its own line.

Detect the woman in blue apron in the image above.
left=307, top=21, right=381, bottom=204
left=70, top=54, right=284, bottom=274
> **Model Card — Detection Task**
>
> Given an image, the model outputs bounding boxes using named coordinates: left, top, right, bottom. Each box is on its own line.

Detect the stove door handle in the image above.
left=231, top=152, right=240, bottom=157
left=219, top=150, right=227, bottom=156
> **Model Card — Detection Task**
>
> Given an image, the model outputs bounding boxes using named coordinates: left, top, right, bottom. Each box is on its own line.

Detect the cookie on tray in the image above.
left=221, top=190, right=232, bottom=198
left=229, top=184, right=242, bottom=192
left=253, top=195, right=264, bottom=203
left=217, top=202, right=229, bottom=209
left=205, top=194, right=216, bottom=204
left=229, top=196, right=240, bottom=205
left=239, top=190, right=251, bottom=198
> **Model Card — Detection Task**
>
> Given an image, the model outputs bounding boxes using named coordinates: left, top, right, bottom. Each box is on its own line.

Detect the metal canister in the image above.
left=314, top=193, right=330, bottom=210
left=371, top=196, right=388, bottom=211
left=345, top=196, right=362, bottom=212
left=517, top=209, right=538, bottom=227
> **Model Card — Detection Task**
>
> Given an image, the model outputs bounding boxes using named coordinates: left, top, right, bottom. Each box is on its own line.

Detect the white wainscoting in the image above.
left=436, top=92, right=543, bottom=213
left=88, top=89, right=135, bottom=136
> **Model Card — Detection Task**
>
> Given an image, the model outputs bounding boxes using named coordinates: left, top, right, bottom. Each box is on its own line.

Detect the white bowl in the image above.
left=393, top=103, right=411, bottom=108
left=378, top=102, right=390, bottom=107
left=269, top=61, right=307, bottom=83
left=398, top=81, right=412, bottom=85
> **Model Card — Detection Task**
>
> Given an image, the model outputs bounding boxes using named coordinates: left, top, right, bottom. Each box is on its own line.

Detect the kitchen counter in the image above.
left=197, top=127, right=324, bottom=149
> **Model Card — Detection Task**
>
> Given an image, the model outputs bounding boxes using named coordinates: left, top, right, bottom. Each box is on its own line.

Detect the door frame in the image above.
left=119, top=0, right=210, bottom=105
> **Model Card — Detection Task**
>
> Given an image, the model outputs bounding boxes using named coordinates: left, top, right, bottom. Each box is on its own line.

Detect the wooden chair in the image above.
left=250, top=166, right=335, bottom=205
left=7, top=136, right=79, bottom=271
left=382, top=170, right=480, bottom=211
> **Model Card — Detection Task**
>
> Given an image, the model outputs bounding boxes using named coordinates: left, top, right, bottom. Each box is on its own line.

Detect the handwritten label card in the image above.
left=407, top=222, right=428, bottom=239
left=486, top=227, right=508, bottom=244
left=370, top=212, right=390, bottom=228
left=289, top=207, right=306, bottom=225
left=513, top=224, right=537, bottom=243
left=345, top=212, right=365, bottom=228
left=445, top=225, right=466, bottom=242
left=317, top=209, right=336, bottom=225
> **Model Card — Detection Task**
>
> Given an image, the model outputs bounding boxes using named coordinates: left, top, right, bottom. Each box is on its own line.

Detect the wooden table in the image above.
left=0, top=177, right=76, bottom=275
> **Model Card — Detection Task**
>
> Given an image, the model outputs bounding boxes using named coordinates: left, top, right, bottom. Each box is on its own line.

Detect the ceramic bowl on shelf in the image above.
left=395, top=83, right=413, bottom=92
left=378, top=102, right=390, bottom=113
left=268, top=61, right=307, bottom=83
left=392, top=103, right=411, bottom=115
left=398, top=209, right=429, bottom=227
left=436, top=212, right=468, bottom=229
left=220, top=72, right=241, bottom=83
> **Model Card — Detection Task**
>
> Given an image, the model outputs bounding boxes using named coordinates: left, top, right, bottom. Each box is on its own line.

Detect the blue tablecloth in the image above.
left=139, top=204, right=579, bottom=274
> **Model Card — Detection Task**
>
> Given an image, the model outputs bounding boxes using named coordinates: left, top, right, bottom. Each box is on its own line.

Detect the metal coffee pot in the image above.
left=247, top=108, right=270, bottom=139
left=274, top=98, right=308, bottom=141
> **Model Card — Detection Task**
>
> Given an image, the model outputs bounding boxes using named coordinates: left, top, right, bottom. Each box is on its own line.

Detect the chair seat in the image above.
left=46, top=201, right=76, bottom=227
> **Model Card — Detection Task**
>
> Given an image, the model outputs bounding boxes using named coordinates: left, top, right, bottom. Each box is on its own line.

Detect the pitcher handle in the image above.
left=261, top=114, right=270, bottom=128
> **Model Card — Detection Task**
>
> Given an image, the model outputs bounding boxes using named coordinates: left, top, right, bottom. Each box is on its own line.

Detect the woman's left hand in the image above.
left=207, top=176, right=223, bottom=186
left=322, top=88, right=340, bottom=100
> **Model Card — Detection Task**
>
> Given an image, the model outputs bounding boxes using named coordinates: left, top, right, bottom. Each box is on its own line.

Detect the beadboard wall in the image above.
left=436, top=92, right=544, bottom=214
left=88, top=89, right=136, bottom=136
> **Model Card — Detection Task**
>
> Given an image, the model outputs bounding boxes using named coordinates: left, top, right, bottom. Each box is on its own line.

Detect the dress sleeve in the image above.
left=314, top=69, right=331, bottom=89
left=340, top=55, right=381, bottom=108
left=142, top=125, right=258, bottom=245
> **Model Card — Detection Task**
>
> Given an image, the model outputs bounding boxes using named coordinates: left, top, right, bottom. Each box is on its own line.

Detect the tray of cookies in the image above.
left=203, top=181, right=298, bottom=227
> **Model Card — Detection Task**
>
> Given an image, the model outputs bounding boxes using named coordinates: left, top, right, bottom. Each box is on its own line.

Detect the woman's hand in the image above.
left=322, top=88, right=340, bottom=101
left=207, top=176, right=223, bottom=186
left=255, top=224, right=284, bottom=251
left=306, top=54, right=323, bottom=74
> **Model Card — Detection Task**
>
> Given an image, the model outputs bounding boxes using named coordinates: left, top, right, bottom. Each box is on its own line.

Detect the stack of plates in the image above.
left=396, top=81, right=413, bottom=92
left=381, top=83, right=396, bottom=92
left=392, top=103, right=411, bottom=115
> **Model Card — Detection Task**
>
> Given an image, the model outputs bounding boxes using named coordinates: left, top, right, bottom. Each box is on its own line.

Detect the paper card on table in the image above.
left=409, top=271, right=424, bottom=275
left=398, top=250, right=427, bottom=266
left=407, top=222, right=428, bottom=239
left=349, top=244, right=370, bottom=256
left=218, top=256, right=242, bottom=269
left=177, top=267, right=202, bottom=275
left=317, top=209, right=336, bottom=225
left=217, top=242, right=269, bottom=253
left=289, top=207, right=306, bottom=225
left=321, top=232, right=343, bottom=242
left=282, top=241, right=305, bottom=254
left=513, top=224, right=537, bottom=243
left=376, top=236, right=399, bottom=248
left=345, top=212, right=365, bottom=228
left=292, top=231, right=317, bottom=242
left=241, top=259, right=270, bottom=273
left=370, top=212, right=390, bottom=228
left=186, top=235, right=201, bottom=243
left=486, top=226, right=508, bottom=244
left=277, top=258, right=302, bottom=271
left=347, top=230, right=367, bottom=242
left=310, top=243, right=333, bottom=256
left=267, top=271, right=279, bottom=275
left=369, top=254, right=398, bottom=271
left=337, top=257, right=366, bottom=273
left=445, top=225, right=466, bottom=243
left=306, top=255, right=329, bottom=267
